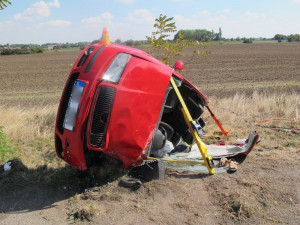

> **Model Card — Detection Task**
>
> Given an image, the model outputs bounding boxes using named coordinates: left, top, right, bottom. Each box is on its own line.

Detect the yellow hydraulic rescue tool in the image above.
left=148, top=77, right=215, bottom=174
left=169, top=77, right=215, bottom=174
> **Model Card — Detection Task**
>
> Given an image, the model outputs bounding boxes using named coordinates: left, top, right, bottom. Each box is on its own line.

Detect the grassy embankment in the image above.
left=0, top=92, right=298, bottom=168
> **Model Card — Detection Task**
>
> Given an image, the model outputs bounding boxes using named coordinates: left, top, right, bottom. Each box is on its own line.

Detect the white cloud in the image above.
left=47, top=20, right=71, bottom=28
left=116, top=0, right=134, bottom=3
left=14, top=0, right=60, bottom=21
left=81, top=12, right=114, bottom=24
left=244, top=12, right=266, bottom=19
left=49, top=0, right=60, bottom=8
left=200, top=10, right=210, bottom=16
left=126, top=9, right=155, bottom=24
left=79, top=10, right=155, bottom=42
left=292, top=0, right=300, bottom=4
left=174, top=15, right=200, bottom=28
left=217, top=9, right=231, bottom=14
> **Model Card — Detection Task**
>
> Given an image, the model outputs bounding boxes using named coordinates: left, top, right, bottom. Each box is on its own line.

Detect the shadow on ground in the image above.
left=0, top=155, right=248, bottom=215
left=0, top=158, right=126, bottom=214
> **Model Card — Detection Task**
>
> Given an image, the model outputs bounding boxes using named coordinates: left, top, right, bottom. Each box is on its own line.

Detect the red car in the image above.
left=55, top=33, right=222, bottom=171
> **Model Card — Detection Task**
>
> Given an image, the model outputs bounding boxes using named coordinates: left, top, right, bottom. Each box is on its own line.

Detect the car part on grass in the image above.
left=188, top=131, right=259, bottom=159
left=129, top=160, right=165, bottom=181
left=119, top=177, right=142, bottom=189
left=54, top=28, right=258, bottom=176
left=3, top=161, right=11, bottom=171
left=149, top=131, right=258, bottom=173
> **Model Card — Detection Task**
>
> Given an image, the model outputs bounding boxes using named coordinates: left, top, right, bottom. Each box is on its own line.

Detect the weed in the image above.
left=0, top=126, right=18, bottom=163
left=274, top=96, right=286, bottom=117
left=231, top=200, right=253, bottom=218
left=259, top=199, right=269, bottom=207
left=67, top=206, right=95, bottom=222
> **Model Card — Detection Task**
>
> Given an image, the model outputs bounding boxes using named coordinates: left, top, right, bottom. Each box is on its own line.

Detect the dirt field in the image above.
left=187, top=43, right=300, bottom=97
left=0, top=43, right=299, bottom=224
left=0, top=43, right=299, bottom=106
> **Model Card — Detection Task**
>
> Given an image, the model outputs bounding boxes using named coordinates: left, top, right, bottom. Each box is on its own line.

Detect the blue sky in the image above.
left=0, top=0, right=300, bottom=44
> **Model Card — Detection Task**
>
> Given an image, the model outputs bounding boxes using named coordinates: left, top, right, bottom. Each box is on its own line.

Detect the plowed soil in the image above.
left=1, top=43, right=299, bottom=107
left=185, top=42, right=300, bottom=97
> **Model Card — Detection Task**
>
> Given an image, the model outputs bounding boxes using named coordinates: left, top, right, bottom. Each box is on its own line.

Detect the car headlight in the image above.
left=102, top=53, right=131, bottom=83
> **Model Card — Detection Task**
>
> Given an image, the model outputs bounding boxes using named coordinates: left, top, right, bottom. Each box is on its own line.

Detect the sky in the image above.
left=0, top=0, right=300, bottom=44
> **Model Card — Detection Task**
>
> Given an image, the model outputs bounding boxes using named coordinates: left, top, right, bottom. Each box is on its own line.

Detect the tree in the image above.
left=218, top=27, right=222, bottom=40
left=174, top=29, right=215, bottom=42
left=61, top=43, right=70, bottom=49
left=274, top=34, right=284, bottom=42
left=294, top=34, right=300, bottom=41
left=0, top=0, right=11, bottom=10
left=115, top=39, right=122, bottom=44
left=124, top=39, right=134, bottom=46
left=147, top=14, right=209, bottom=67
left=287, top=34, right=294, bottom=42
left=243, top=38, right=253, bottom=43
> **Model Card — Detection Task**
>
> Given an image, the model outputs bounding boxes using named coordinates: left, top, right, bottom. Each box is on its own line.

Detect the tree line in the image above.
left=274, top=34, right=300, bottom=42
left=174, top=28, right=223, bottom=42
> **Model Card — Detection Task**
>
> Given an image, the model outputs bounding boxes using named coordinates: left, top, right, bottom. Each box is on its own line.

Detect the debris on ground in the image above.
left=255, top=117, right=300, bottom=134
left=67, top=208, right=95, bottom=222
left=219, top=158, right=239, bottom=173
left=3, top=161, right=11, bottom=171
left=119, top=177, right=142, bottom=190
left=0, top=158, right=27, bottom=179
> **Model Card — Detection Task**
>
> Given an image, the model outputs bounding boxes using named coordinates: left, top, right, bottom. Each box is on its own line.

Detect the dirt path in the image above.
left=0, top=169, right=222, bottom=225
left=1, top=146, right=299, bottom=225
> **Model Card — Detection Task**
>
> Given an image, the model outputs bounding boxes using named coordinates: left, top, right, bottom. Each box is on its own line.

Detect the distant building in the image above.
left=47, top=45, right=60, bottom=50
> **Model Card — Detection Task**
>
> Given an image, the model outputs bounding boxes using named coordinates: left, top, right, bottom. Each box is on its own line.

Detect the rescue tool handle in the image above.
left=205, top=104, right=229, bottom=138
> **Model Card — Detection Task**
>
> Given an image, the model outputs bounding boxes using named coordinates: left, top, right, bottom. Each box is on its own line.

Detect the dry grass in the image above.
left=0, top=93, right=299, bottom=225
left=203, top=92, right=300, bottom=139
left=0, top=105, right=57, bottom=141
left=0, top=105, right=59, bottom=168
left=0, top=92, right=299, bottom=167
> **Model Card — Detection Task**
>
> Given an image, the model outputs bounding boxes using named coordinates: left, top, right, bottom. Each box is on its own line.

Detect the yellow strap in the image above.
left=170, top=77, right=215, bottom=174
left=147, top=156, right=206, bottom=166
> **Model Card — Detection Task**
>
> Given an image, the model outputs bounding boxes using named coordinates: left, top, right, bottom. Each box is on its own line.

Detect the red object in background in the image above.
left=174, top=61, right=184, bottom=71
left=216, top=142, right=226, bottom=146
left=55, top=41, right=210, bottom=170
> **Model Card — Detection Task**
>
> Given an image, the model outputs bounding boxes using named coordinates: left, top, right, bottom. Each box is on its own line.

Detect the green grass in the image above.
left=44, top=48, right=81, bottom=53
left=0, top=126, right=18, bottom=163
left=253, top=40, right=279, bottom=44
left=211, top=40, right=288, bottom=45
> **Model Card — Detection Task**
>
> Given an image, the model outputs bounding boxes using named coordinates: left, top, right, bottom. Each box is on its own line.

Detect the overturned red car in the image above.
left=55, top=30, right=258, bottom=173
